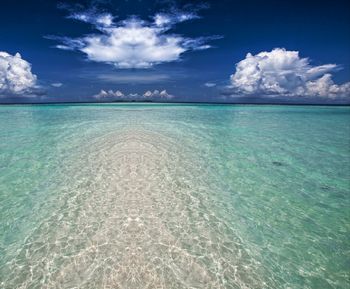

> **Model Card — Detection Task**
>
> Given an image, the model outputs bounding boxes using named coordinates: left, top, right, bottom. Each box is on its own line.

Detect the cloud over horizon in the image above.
left=93, top=89, right=174, bottom=101
left=229, top=48, right=350, bottom=99
left=51, top=8, right=217, bottom=69
left=0, top=51, right=38, bottom=97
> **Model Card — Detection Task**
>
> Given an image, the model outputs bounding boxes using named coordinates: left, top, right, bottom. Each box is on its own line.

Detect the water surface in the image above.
left=0, top=104, right=349, bottom=288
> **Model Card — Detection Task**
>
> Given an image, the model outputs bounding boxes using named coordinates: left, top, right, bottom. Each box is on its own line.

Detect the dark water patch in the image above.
left=272, top=161, right=284, bottom=167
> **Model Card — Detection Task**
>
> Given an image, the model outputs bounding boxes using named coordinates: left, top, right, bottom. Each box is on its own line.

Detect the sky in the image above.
left=0, top=0, right=349, bottom=104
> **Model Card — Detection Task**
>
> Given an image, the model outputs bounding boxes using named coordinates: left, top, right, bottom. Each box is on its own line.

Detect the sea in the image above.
left=0, top=104, right=349, bottom=288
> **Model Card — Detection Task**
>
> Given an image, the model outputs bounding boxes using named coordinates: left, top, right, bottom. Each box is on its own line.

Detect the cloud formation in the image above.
left=143, top=89, right=174, bottom=99
left=94, top=89, right=124, bottom=100
left=52, top=9, right=217, bottom=69
left=204, top=82, right=216, bottom=87
left=0, top=51, right=38, bottom=97
left=229, top=48, right=350, bottom=98
left=51, top=82, right=63, bottom=87
left=96, top=73, right=170, bottom=84
left=93, top=89, right=174, bottom=101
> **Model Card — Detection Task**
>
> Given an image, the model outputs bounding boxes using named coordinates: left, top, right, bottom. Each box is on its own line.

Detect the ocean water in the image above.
left=0, top=104, right=349, bottom=289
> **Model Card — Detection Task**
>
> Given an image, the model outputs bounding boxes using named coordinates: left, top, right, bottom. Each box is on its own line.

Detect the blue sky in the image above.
left=0, top=0, right=349, bottom=103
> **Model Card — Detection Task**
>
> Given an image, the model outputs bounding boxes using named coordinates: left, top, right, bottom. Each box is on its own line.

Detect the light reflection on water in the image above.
left=0, top=104, right=349, bottom=288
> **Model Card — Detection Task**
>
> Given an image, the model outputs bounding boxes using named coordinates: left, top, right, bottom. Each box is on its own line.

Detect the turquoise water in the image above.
left=0, top=104, right=349, bottom=288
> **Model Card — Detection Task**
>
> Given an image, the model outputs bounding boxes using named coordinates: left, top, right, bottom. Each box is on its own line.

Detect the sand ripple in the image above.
left=1, top=128, right=268, bottom=289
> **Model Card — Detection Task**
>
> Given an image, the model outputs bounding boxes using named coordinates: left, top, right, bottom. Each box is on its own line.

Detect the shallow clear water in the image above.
left=0, top=104, right=349, bottom=289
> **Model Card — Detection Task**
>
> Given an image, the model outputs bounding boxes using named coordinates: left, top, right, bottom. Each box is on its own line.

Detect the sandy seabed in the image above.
left=1, top=129, right=266, bottom=289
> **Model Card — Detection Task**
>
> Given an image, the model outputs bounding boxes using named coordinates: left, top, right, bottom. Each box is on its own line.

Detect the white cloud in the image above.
left=204, top=82, right=216, bottom=87
left=0, top=51, right=37, bottom=97
left=93, top=89, right=174, bottom=100
left=229, top=48, right=350, bottom=98
left=153, top=12, right=199, bottom=27
left=69, top=11, right=114, bottom=27
left=304, top=74, right=350, bottom=98
left=143, top=89, right=174, bottom=99
left=52, top=10, right=216, bottom=69
left=97, top=73, right=170, bottom=83
left=93, top=89, right=124, bottom=100
left=51, top=82, right=63, bottom=87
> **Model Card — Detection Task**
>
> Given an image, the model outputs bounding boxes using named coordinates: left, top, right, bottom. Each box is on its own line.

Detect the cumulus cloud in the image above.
left=304, top=74, right=350, bottom=97
left=229, top=48, right=350, bottom=99
left=50, top=9, right=218, bottom=69
left=93, top=89, right=174, bottom=101
left=0, top=51, right=38, bottom=97
left=143, top=89, right=174, bottom=99
left=93, top=89, right=125, bottom=100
